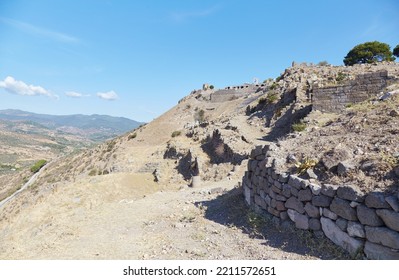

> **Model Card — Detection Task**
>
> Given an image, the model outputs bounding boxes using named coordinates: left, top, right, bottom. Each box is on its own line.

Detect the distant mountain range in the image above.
left=0, top=109, right=144, bottom=141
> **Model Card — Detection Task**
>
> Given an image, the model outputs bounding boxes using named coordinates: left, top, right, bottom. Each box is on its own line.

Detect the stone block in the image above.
left=357, top=204, right=383, bottom=226
left=267, top=206, right=280, bottom=217
left=276, top=200, right=287, bottom=211
left=265, top=195, right=271, bottom=206
left=365, top=226, right=399, bottom=250
left=298, top=189, right=312, bottom=202
left=365, top=192, right=390, bottom=209
left=336, top=218, right=348, bottom=232
left=321, top=217, right=364, bottom=256
left=281, top=184, right=292, bottom=198
left=309, top=218, right=321, bottom=231
left=385, top=196, right=399, bottom=212
left=309, top=183, right=321, bottom=195
left=288, top=175, right=303, bottom=189
left=278, top=173, right=289, bottom=183
left=364, top=241, right=399, bottom=260
left=376, top=209, right=399, bottom=231
left=347, top=221, right=365, bottom=238
left=336, top=185, right=364, bottom=202
left=312, top=195, right=332, bottom=207
left=323, top=208, right=338, bottom=220
left=280, top=211, right=289, bottom=221
left=287, top=209, right=309, bottom=230
left=250, top=145, right=263, bottom=159
left=330, top=197, right=358, bottom=221
left=244, top=184, right=252, bottom=206
left=285, top=197, right=305, bottom=214
left=304, top=202, right=320, bottom=218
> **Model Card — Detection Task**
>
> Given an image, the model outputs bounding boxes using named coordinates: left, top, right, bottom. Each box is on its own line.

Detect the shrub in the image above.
left=267, top=92, right=279, bottom=104
left=88, top=169, right=97, bottom=176
left=269, top=82, right=277, bottom=90
left=194, top=109, right=205, bottom=123
left=292, top=122, right=306, bottom=132
left=394, top=44, right=399, bottom=58
left=171, top=130, right=181, bottom=137
left=336, top=71, right=348, bottom=83
left=317, top=60, right=329, bottom=66
left=128, top=132, right=137, bottom=140
left=209, top=85, right=214, bottom=89
left=30, top=159, right=47, bottom=173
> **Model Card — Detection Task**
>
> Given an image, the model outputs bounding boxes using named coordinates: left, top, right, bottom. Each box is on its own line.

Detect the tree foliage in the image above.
left=393, top=44, right=399, bottom=58
left=343, top=41, right=395, bottom=66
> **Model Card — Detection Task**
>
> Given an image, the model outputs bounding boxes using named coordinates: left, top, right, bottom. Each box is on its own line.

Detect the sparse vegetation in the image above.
left=317, top=60, right=329, bottom=66
left=295, top=157, right=317, bottom=175
left=209, top=85, right=214, bottom=89
left=88, top=168, right=97, bottom=176
left=267, top=92, right=279, bottom=104
left=171, top=130, right=181, bottom=138
left=128, top=132, right=137, bottom=140
left=336, top=71, right=348, bottom=83
left=194, top=109, right=206, bottom=123
left=292, top=121, right=306, bottom=132
left=30, top=159, right=47, bottom=173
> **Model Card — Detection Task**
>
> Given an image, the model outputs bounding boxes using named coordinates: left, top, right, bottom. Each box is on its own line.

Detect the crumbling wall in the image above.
left=312, top=70, right=391, bottom=112
left=242, top=144, right=399, bottom=259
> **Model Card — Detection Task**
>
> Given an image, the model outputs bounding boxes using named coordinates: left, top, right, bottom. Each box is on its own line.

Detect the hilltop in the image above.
left=0, top=62, right=398, bottom=259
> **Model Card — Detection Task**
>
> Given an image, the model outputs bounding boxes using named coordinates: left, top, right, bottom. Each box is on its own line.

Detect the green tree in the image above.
left=393, top=44, right=399, bottom=58
left=343, top=41, right=395, bottom=66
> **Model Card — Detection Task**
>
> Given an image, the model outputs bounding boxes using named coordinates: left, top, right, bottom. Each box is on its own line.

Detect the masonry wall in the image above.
left=312, top=70, right=389, bottom=112
left=242, top=145, right=399, bottom=259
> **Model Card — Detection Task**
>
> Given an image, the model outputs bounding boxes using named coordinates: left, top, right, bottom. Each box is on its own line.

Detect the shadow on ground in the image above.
left=195, top=186, right=351, bottom=260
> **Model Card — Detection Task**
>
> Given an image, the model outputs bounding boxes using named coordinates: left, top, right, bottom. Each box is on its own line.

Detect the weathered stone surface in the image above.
left=271, top=185, right=282, bottom=194
left=265, top=194, right=271, bottom=206
left=321, top=184, right=338, bottom=197
left=273, top=180, right=282, bottom=189
left=365, top=192, right=390, bottom=209
left=298, top=189, right=312, bottom=202
left=278, top=173, right=289, bottom=183
left=275, top=194, right=287, bottom=202
left=304, top=202, right=319, bottom=218
left=280, top=211, right=289, bottom=220
left=323, top=208, right=338, bottom=220
left=347, top=222, right=365, bottom=238
left=267, top=206, right=280, bottom=217
left=255, top=195, right=266, bottom=210
left=287, top=209, right=309, bottom=230
left=312, top=195, right=332, bottom=207
left=357, top=204, right=383, bottom=226
left=350, top=201, right=360, bottom=208
left=288, top=175, right=305, bottom=190
left=376, top=209, right=399, bottom=231
left=336, top=186, right=364, bottom=202
left=365, top=226, right=399, bottom=250
left=337, top=161, right=355, bottom=176
left=285, top=197, right=305, bottom=214
left=330, top=197, right=358, bottom=221
left=275, top=200, right=287, bottom=211
left=336, top=218, right=348, bottom=231
left=321, top=217, right=364, bottom=255
left=244, top=184, right=252, bottom=205
left=309, top=183, right=321, bottom=195
left=386, top=196, right=399, bottom=212
left=250, top=145, right=263, bottom=159
left=309, top=218, right=321, bottom=231
left=364, top=241, right=399, bottom=260
left=281, top=184, right=292, bottom=198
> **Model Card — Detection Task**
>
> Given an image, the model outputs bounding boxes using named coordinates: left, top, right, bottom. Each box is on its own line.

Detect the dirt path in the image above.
left=0, top=174, right=348, bottom=260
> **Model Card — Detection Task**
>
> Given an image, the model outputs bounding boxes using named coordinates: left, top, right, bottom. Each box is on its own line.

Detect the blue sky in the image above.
left=0, top=0, right=398, bottom=122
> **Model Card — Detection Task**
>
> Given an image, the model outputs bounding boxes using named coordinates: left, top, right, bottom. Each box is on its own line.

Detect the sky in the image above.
left=0, top=0, right=398, bottom=122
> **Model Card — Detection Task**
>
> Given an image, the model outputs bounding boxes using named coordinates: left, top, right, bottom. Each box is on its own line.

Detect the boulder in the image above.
left=385, top=196, right=399, bottom=212
left=357, top=205, right=383, bottom=226
left=337, top=161, right=355, bottom=176
left=298, top=189, right=312, bottom=202
left=330, top=197, right=358, bottom=221
left=285, top=197, right=305, bottom=214
left=365, top=226, right=399, bottom=250
left=304, top=202, right=320, bottom=218
left=321, top=217, right=364, bottom=256
left=376, top=209, right=399, bottom=231
left=309, top=218, right=321, bottom=231
left=336, top=185, right=364, bottom=202
left=364, top=241, right=399, bottom=260
left=312, top=195, right=332, bottom=207
left=321, top=184, right=338, bottom=197
left=287, top=209, right=309, bottom=230
left=365, top=192, right=390, bottom=209
left=323, top=208, right=338, bottom=220
left=336, top=218, right=348, bottom=231
left=347, top=222, right=365, bottom=238
left=309, top=183, right=321, bottom=195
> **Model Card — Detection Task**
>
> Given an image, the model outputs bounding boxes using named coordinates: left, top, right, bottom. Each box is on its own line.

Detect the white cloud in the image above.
left=65, top=91, right=84, bottom=98
left=0, top=17, right=79, bottom=44
left=96, top=90, right=118, bottom=101
left=0, top=76, right=53, bottom=97
left=170, top=5, right=220, bottom=22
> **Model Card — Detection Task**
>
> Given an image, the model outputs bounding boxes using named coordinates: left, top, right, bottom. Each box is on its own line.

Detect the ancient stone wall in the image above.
left=312, top=70, right=391, bottom=112
left=242, top=144, right=399, bottom=259
left=210, top=84, right=263, bottom=103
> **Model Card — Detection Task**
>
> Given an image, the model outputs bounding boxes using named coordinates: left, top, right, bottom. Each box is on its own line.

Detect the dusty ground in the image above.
left=0, top=173, right=348, bottom=260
